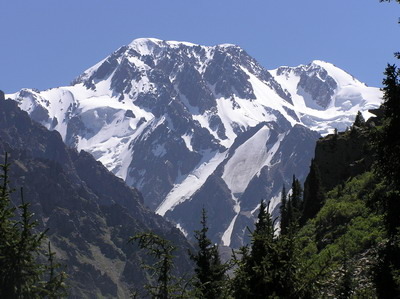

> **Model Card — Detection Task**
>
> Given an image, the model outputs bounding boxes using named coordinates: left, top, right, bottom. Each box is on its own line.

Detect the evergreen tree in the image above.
left=353, top=111, right=366, bottom=128
left=376, top=63, right=400, bottom=195
left=275, top=229, right=300, bottom=298
left=190, top=208, right=227, bottom=299
left=249, top=200, right=275, bottom=269
left=231, top=244, right=252, bottom=298
left=279, top=188, right=306, bottom=297
left=334, top=128, right=338, bottom=135
left=373, top=61, right=400, bottom=298
left=282, top=175, right=303, bottom=233
left=280, top=185, right=289, bottom=235
left=233, top=199, right=307, bottom=298
left=374, top=62, right=400, bottom=237
left=302, top=159, right=325, bottom=224
left=0, top=153, right=66, bottom=298
left=232, top=200, right=278, bottom=298
left=130, top=232, right=178, bottom=299
left=373, top=3, right=400, bottom=294
left=291, top=175, right=303, bottom=213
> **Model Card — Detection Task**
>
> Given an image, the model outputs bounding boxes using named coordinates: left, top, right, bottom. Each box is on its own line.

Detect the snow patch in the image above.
left=176, top=223, right=188, bottom=237
left=156, top=150, right=227, bottom=216
left=221, top=195, right=241, bottom=247
left=222, top=126, right=271, bottom=195
left=181, top=133, right=193, bottom=151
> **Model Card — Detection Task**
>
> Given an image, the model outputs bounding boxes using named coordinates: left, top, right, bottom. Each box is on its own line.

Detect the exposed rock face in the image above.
left=312, top=128, right=374, bottom=193
left=277, top=63, right=338, bottom=109
left=307, top=108, right=382, bottom=194
left=0, top=96, right=193, bottom=298
left=7, top=38, right=382, bottom=246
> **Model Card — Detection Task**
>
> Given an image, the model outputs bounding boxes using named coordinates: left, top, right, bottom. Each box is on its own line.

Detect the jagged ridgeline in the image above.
left=6, top=38, right=382, bottom=246
left=0, top=92, right=193, bottom=298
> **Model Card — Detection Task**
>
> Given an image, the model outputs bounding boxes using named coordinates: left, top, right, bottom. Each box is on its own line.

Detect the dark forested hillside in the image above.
left=0, top=91, right=193, bottom=298
left=296, top=89, right=399, bottom=297
left=297, top=122, right=385, bottom=297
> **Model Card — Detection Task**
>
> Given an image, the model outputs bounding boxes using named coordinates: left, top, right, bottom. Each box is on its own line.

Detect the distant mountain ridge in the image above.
left=6, top=38, right=382, bottom=246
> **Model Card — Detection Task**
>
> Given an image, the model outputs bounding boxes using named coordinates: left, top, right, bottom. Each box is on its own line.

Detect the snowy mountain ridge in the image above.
left=6, top=38, right=382, bottom=246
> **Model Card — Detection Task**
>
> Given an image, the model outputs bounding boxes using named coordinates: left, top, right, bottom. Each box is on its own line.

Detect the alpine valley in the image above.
left=6, top=38, right=382, bottom=247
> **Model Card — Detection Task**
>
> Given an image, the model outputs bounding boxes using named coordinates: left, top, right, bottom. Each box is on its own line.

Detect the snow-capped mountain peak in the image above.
left=129, top=37, right=199, bottom=51
left=7, top=38, right=382, bottom=247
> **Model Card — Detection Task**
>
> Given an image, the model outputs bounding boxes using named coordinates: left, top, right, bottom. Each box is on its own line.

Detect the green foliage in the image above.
left=0, top=154, right=67, bottom=298
left=372, top=58, right=400, bottom=297
left=230, top=245, right=251, bottom=298
left=297, top=172, right=385, bottom=297
left=302, top=159, right=325, bottom=224
left=279, top=185, right=288, bottom=235
left=130, top=232, right=190, bottom=299
left=353, top=111, right=366, bottom=128
left=232, top=200, right=306, bottom=298
left=375, top=63, right=400, bottom=192
left=232, top=200, right=277, bottom=298
left=291, top=175, right=303, bottom=213
left=281, top=175, right=303, bottom=235
left=189, top=208, right=228, bottom=299
left=132, top=171, right=386, bottom=298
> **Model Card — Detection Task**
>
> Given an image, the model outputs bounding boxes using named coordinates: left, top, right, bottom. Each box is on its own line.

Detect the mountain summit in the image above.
left=7, top=38, right=382, bottom=246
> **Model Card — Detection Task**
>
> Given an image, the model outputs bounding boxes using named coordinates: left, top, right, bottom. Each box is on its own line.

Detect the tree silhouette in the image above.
left=190, top=208, right=227, bottom=298
left=0, top=153, right=66, bottom=298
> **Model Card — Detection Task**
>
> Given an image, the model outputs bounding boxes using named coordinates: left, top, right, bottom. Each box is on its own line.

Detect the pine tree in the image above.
left=334, top=128, right=338, bottom=135
left=250, top=200, right=275, bottom=268
left=373, top=61, right=400, bottom=298
left=279, top=187, right=306, bottom=297
left=376, top=63, right=400, bottom=195
left=232, top=200, right=278, bottom=298
left=130, top=232, right=177, bottom=299
left=291, top=175, right=303, bottom=213
left=280, top=185, right=289, bottom=235
left=276, top=229, right=300, bottom=298
left=374, top=62, right=400, bottom=237
left=302, top=159, right=325, bottom=224
left=282, top=175, right=303, bottom=233
left=373, top=2, right=400, bottom=294
left=232, top=199, right=308, bottom=298
left=353, top=111, right=366, bottom=128
left=190, top=208, right=227, bottom=299
left=0, top=153, right=66, bottom=298
left=231, top=244, right=252, bottom=298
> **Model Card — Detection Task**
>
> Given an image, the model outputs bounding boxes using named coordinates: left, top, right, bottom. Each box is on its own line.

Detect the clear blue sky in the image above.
left=1, top=0, right=399, bottom=93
